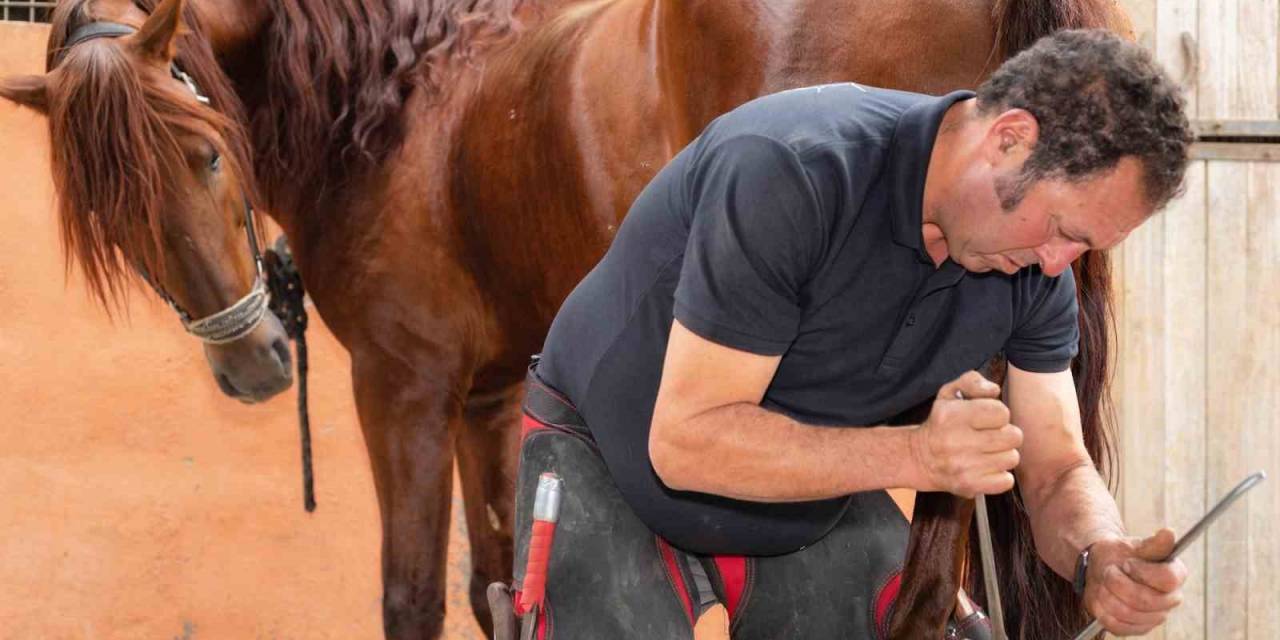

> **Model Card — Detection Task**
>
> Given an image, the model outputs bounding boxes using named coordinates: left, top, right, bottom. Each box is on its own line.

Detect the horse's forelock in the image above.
left=46, top=43, right=176, bottom=311
left=42, top=1, right=256, bottom=313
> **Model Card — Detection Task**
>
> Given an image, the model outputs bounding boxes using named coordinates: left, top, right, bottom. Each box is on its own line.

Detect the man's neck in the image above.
left=920, top=99, right=978, bottom=267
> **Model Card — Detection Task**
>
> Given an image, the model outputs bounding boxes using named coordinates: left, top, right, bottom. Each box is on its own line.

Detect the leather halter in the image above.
left=58, top=21, right=269, bottom=345
left=62, top=21, right=137, bottom=47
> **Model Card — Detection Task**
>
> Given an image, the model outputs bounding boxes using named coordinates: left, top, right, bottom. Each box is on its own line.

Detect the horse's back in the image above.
left=764, top=0, right=999, bottom=93
left=447, top=0, right=1011, bottom=373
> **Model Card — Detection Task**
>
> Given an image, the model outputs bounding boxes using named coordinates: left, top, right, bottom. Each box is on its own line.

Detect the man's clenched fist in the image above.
left=908, top=371, right=1023, bottom=497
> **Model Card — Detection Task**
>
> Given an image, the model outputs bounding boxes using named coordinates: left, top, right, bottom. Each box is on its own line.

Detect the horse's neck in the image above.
left=87, top=0, right=137, bottom=21
left=190, top=0, right=273, bottom=67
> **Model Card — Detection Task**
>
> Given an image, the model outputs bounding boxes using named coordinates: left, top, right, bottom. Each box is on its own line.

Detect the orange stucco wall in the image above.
left=0, top=22, right=483, bottom=639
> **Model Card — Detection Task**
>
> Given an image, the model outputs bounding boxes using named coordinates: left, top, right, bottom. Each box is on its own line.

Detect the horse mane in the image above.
left=891, top=2, right=1127, bottom=639
left=39, top=0, right=256, bottom=312
left=247, top=0, right=526, bottom=215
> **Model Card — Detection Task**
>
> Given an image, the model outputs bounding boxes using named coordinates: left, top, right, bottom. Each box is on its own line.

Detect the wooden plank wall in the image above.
left=1117, top=1, right=1279, bottom=637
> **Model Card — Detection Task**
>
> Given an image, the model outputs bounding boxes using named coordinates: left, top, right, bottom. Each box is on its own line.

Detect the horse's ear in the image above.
left=0, top=74, right=49, bottom=114
left=132, top=0, right=187, bottom=65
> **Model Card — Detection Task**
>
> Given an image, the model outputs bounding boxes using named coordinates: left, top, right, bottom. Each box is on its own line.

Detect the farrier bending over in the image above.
left=511, top=30, right=1193, bottom=639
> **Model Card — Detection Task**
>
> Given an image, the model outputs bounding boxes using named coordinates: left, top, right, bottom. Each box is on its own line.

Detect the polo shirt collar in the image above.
left=887, top=90, right=976, bottom=264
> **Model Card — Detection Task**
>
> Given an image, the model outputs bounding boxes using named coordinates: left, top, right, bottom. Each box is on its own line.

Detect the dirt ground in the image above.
left=0, top=21, right=737, bottom=640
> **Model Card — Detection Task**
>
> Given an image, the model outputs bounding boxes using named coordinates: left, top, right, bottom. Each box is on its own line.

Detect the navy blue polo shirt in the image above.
left=537, top=84, right=1079, bottom=556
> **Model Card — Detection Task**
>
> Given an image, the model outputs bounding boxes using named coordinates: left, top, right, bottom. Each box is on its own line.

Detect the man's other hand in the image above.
left=1085, top=529, right=1187, bottom=636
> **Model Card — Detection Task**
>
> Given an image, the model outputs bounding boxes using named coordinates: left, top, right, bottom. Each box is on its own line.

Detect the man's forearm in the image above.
left=1024, top=460, right=1126, bottom=579
left=650, top=402, right=923, bottom=502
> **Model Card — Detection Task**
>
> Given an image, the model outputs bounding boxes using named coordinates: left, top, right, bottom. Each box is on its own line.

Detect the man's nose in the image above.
left=1034, top=240, right=1089, bottom=276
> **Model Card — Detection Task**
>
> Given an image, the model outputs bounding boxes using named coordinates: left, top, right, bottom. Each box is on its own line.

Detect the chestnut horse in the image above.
left=1, top=0, right=1132, bottom=638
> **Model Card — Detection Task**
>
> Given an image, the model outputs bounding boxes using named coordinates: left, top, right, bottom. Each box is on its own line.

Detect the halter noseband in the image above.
left=59, top=21, right=268, bottom=345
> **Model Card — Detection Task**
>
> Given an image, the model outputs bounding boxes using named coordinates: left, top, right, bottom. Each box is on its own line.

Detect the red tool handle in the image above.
left=515, top=473, right=563, bottom=617
left=519, top=519, right=557, bottom=614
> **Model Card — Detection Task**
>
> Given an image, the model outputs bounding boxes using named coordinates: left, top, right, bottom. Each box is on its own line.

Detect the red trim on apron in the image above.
left=656, top=537, right=696, bottom=627
left=713, top=555, right=747, bottom=621
left=873, top=570, right=902, bottom=639
left=522, top=413, right=548, bottom=439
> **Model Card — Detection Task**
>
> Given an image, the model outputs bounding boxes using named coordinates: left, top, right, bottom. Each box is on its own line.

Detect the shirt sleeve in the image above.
left=1004, top=267, right=1080, bottom=373
left=673, top=134, right=828, bottom=355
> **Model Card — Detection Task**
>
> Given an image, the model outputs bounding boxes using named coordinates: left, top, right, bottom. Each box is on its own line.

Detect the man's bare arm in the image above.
left=649, top=320, right=921, bottom=501
left=1009, top=363, right=1187, bottom=635
left=649, top=319, right=1020, bottom=502
left=1007, top=363, right=1123, bottom=577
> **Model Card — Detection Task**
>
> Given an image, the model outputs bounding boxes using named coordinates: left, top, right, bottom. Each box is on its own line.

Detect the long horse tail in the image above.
left=889, top=3, right=1128, bottom=639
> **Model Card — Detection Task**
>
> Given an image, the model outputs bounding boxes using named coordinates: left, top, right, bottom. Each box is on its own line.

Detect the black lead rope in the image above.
left=266, top=236, right=315, bottom=512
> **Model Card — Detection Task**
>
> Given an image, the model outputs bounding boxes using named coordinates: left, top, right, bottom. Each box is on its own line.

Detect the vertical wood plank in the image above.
left=1153, top=0, right=1199, bottom=115
left=1244, top=163, right=1280, bottom=639
left=1117, top=165, right=1168, bottom=640
left=1161, top=161, right=1208, bottom=640
left=1114, top=0, right=1158, bottom=535
left=1205, top=161, right=1250, bottom=637
left=1197, top=0, right=1279, bottom=120
left=1121, top=0, right=1157, bottom=49
left=1112, top=239, right=1128, bottom=520
left=1195, top=0, right=1231, bottom=119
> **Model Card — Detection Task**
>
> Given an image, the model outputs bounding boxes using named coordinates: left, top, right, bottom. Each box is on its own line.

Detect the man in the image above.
left=510, top=29, right=1193, bottom=638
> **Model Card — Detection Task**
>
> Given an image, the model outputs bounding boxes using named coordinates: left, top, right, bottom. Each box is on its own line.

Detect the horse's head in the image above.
left=0, top=0, right=292, bottom=403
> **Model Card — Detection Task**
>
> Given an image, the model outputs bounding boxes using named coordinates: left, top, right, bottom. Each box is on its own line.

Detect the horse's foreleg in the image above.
left=454, top=380, right=523, bottom=636
left=353, top=353, right=464, bottom=640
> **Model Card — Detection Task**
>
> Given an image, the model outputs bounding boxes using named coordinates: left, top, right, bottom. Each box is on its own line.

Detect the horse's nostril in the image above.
left=216, top=373, right=241, bottom=397
left=272, top=337, right=293, bottom=371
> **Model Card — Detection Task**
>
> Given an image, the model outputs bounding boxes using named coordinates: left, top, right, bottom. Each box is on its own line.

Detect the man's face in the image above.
left=944, top=156, right=1153, bottom=277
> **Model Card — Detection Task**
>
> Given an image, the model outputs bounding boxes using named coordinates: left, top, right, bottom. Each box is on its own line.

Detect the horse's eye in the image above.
left=209, top=152, right=222, bottom=172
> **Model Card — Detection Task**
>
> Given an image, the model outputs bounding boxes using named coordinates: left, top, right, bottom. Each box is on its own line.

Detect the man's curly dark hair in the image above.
left=977, top=29, right=1193, bottom=212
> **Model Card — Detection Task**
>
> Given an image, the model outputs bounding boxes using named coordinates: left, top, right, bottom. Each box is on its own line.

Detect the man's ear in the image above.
left=990, top=108, right=1039, bottom=154
left=980, top=108, right=1038, bottom=167
left=0, top=74, right=50, bottom=114
left=130, top=0, right=187, bottom=66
